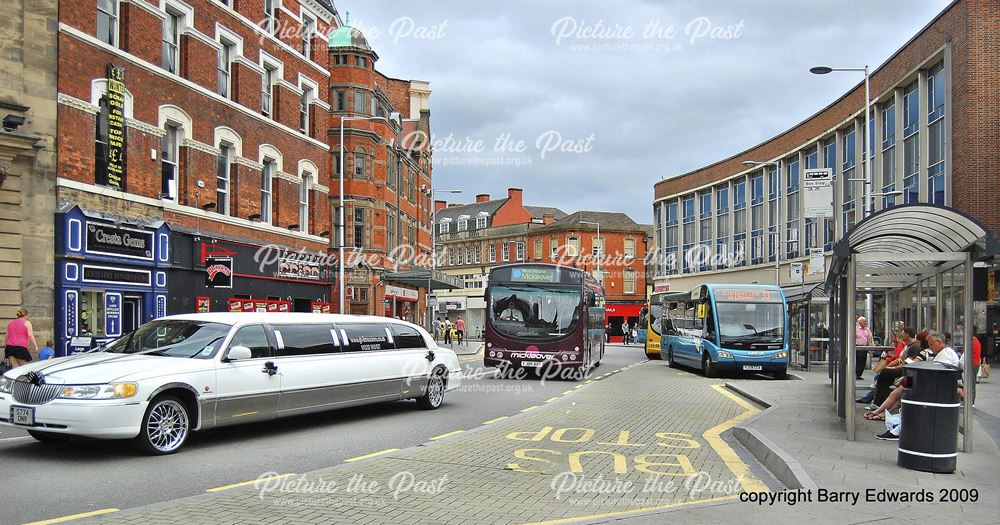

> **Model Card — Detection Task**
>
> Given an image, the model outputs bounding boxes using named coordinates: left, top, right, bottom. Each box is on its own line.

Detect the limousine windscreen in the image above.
left=488, top=284, right=582, bottom=341
left=104, top=320, right=230, bottom=359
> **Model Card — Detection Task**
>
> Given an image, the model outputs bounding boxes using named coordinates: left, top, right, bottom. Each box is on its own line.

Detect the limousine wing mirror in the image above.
left=225, top=346, right=253, bottom=362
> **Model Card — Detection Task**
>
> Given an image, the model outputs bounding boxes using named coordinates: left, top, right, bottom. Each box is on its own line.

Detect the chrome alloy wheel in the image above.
left=426, top=375, right=445, bottom=408
left=145, top=399, right=190, bottom=454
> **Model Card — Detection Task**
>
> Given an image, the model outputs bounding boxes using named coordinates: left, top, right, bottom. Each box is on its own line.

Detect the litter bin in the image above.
left=897, top=361, right=963, bottom=473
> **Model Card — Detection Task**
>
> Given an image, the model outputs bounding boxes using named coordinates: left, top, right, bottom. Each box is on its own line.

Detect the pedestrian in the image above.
left=4, top=307, right=38, bottom=369
left=434, top=317, right=442, bottom=341
left=621, top=320, right=630, bottom=345
left=855, top=316, right=872, bottom=379
left=605, top=323, right=611, bottom=343
left=455, top=316, right=465, bottom=345
left=39, top=340, right=55, bottom=361
left=443, top=318, right=453, bottom=345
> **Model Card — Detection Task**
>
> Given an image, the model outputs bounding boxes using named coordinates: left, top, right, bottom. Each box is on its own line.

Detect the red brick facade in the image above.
left=57, top=0, right=433, bottom=321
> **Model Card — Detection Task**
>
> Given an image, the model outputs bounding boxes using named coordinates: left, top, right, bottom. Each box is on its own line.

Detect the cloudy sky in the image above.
left=344, top=0, right=952, bottom=224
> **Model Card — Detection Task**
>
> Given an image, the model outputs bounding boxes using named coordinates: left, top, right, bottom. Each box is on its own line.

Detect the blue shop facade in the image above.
left=54, top=205, right=171, bottom=355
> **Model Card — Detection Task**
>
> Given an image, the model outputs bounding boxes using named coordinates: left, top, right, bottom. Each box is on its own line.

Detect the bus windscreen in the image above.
left=489, top=284, right=581, bottom=341
left=715, top=301, right=784, bottom=346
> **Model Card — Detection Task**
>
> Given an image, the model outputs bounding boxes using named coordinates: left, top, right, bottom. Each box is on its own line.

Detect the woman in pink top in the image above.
left=4, top=307, right=38, bottom=368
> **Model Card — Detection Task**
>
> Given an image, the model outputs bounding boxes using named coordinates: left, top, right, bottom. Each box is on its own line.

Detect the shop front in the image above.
left=384, top=284, right=419, bottom=323
left=54, top=205, right=171, bottom=355
left=605, top=302, right=644, bottom=343
left=168, top=230, right=333, bottom=314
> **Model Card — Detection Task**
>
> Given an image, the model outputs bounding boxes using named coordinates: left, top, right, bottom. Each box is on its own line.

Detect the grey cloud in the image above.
left=340, top=0, right=952, bottom=223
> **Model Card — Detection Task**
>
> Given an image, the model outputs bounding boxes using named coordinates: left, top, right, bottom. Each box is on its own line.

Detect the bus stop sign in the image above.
left=804, top=168, right=834, bottom=218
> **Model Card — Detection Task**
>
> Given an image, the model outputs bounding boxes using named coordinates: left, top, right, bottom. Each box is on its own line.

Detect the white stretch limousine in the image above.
left=0, top=313, right=462, bottom=454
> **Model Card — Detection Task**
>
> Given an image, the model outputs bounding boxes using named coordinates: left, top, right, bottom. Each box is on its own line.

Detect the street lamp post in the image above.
left=579, top=220, right=601, bottom=282
left=743, top=159, right=783, bottom=285
left=810, top=65, right=872, bottom=218
left=424, top=188, right=461, bottom=332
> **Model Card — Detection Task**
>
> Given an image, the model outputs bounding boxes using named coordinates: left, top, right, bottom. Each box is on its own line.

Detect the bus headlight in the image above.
left=59, top=382, right=138, bottom=400
left=717, top=350, right=734, bottom=359
left=774, top=352, right=788, bottom=359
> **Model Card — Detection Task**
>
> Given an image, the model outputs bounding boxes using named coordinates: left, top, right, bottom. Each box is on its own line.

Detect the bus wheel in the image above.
left=702, top=353, right=718, bottom=378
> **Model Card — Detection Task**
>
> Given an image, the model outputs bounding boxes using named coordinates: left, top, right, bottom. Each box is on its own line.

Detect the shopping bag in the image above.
left=873, top=358, right=888, bottom=373
left=981, top=363, right=991, bottom=379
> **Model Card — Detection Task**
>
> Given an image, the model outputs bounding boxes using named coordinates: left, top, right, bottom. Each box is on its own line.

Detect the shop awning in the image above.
left=384, top=269, right=463, bottom=291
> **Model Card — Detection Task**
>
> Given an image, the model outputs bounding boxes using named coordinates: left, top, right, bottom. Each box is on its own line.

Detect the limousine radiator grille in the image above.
left=12, top=380, right=62, bottom=405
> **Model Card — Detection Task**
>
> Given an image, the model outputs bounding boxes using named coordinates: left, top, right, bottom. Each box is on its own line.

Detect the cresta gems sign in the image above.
left=86, top=223, right=153, bottom=259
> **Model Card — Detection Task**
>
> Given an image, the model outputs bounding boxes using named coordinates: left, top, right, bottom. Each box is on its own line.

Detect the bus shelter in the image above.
left=784, top=283, right=831, bottom=371
left=825, top=205, right=1000, bottom=450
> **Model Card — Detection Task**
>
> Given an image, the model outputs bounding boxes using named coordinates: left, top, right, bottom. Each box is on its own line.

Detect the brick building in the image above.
left=652, top=0, right=1000, bottom=297
left=52, top=0, right=434, bottom=354
left=432, top=188, right=563, bottom=337
left=433, top=188, right=650, bottom=341
left=527, top=211, right=651, bottom=343
left=328, top=25, right=437, bottom=323
left=0, top=0, right=58, bottom=351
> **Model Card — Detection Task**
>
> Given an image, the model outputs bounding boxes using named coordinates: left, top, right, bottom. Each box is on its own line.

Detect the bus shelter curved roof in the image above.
left=826, top=204, right=1000, bottom=290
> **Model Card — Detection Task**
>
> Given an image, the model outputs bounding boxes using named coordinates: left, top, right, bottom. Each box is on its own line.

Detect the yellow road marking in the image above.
left=344, top=448, right=399, bottom=462
left=573, top=385, right=584, bottom=389
left=545, top=397, right=560, bottom=403
left=206, top=473, right=295, bottom=493
left=458, top=345, right=486, bottom=362
left=520, top=405, right=539, bottom=413
left=584, top=380, right=593, bottom=384
left=24, top=509, right=120, bottom=525
left=704, top=384, right=769, bottom=493
left=430, top=430, right=465, bottom=440
left=522, top=494, right=740, bottom=525
left=562, top=390, right=573, bottom=395
left=483, top=416, right=508, bottom=424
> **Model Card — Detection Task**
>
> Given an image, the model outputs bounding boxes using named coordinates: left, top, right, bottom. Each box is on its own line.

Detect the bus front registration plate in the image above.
left=742, top=365, right=763, bottom=371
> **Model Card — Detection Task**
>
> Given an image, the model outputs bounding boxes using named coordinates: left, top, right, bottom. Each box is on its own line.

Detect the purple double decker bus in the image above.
left=484, top=263, right=605, bottom=379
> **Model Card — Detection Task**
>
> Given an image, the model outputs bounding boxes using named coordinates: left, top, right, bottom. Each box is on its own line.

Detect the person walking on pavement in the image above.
left=434, top=317, right=443, bottom=342
left=4, top=307, right=38, bottom=368
left=456, top=316, right=465, bottom=345
left=443, top=318, right=453, bottom=345
left=621, top=320, right=630, bottom=345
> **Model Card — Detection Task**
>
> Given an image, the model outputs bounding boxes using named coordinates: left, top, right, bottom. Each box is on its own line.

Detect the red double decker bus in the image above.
left=484, top=263, right=605, bottom=379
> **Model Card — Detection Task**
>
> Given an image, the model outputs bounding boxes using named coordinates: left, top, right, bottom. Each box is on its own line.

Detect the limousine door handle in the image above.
left=263, top=361, right=278, bottom=376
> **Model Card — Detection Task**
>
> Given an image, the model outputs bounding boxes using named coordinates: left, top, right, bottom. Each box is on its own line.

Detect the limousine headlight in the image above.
left=717, top=350, right=734, bottom=359
left=0, top=375, right=12, bottom=394
left=59, top=382, right=138, bottom=400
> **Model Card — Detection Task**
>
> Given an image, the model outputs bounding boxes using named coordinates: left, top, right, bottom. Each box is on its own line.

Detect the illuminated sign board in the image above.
left=511, top=267, right=558, bottom=283
left=714, top=288, right=783, bottom=303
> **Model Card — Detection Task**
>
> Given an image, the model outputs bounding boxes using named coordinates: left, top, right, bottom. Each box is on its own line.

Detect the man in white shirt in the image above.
left=927, top=331, right=960, bottom=367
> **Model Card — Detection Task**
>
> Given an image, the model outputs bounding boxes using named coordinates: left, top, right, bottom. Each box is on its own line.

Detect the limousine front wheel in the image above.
left=136, top=395, right=191, bottom=455
left=417, top=370, right=446, bottom=410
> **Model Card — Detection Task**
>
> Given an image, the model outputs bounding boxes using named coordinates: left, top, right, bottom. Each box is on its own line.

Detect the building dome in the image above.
left=328, top=25, right=371, bottom=51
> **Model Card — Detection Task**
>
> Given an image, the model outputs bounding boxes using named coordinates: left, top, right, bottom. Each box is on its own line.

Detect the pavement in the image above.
left=56, top=356, right=1000, bottom=525
left=636, top=367, right=999, bottom=525
left=73, top=357, right=777, bottom=525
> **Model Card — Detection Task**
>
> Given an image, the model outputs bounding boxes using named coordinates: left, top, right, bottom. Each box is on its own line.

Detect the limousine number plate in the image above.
left=10, top=406, right=34, bottom=426
left=742, top=365, right=763, bottom=371
left=521, top=361, right=544, bottom=368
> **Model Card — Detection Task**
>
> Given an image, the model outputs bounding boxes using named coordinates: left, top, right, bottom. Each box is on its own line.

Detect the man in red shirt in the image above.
left=456, top=316, right=466, bottom=346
